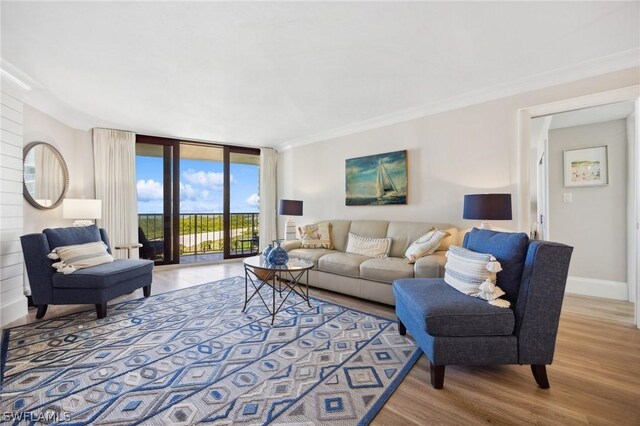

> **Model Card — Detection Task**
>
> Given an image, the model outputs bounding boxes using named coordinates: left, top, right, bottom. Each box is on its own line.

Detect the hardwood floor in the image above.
left=6, top=261, right=640, bottom=425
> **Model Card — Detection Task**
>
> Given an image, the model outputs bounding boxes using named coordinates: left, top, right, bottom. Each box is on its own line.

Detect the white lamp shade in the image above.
left=63, top=199, right=102, bottom=220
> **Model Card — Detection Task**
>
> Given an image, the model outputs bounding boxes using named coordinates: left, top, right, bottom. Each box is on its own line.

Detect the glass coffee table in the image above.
left=242, top=255, right=313, bottom=324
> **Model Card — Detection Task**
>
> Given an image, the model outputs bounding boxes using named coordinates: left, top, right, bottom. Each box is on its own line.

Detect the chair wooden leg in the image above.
left=35, top=304, right=48, bottom=319
left=531, top=364, right=550, bottom=389
left=96, top=304, right=107, bottom=319
left=143, top=285, right=151, bottom=297
left=430, top=362, right=445, bottom=389
left=398, top=317, right=406, bottom=335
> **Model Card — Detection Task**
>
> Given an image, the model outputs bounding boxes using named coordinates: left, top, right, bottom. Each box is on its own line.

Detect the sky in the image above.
left=136, top=156, right=259, bottom=214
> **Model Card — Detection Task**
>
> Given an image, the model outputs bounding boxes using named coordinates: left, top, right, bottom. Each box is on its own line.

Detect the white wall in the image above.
left=278, top=68, right=640, bottom=235
left=0, top=82, right=26, bottom=327
left=548, top=120, right=628, bottom=299
left=22, top=104, right=93, bottom=234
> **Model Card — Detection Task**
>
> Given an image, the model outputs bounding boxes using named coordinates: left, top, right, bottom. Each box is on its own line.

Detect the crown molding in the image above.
left=277, top=48, right=640, bottom=152
left=0, top=59, right=43, bottom=94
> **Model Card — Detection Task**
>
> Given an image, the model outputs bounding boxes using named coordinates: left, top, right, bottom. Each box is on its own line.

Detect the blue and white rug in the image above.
left=0, top=276, right=420, bottom=425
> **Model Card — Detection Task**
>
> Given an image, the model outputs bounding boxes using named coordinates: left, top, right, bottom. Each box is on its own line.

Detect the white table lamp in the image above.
left=63, top=199, right=102, bottom=226
left=279, top=199, right=303, bottom=240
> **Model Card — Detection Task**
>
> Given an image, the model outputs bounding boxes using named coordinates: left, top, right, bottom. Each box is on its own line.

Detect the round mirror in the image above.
left=23, top=141, right=69, bottom=210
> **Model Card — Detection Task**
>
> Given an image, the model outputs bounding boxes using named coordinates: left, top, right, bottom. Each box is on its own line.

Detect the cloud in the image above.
left=182, top=168, right=236, bottom=189
left=137, top=179, right=163, bottom=201
left=180, top=182, right=197, bottom=200
left=246, top=193, right=260, bottom=207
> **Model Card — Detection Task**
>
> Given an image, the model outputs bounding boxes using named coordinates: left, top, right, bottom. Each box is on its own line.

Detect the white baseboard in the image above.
left=565, top=276, right=628, bottom=301
left=1, top=296, right=27, bottom=328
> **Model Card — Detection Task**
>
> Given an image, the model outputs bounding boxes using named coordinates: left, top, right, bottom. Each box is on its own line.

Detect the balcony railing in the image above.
left=138, top=212, right=259, bottom=260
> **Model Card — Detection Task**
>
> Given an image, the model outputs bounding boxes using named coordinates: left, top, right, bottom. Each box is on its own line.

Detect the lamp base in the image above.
left=72, top=220, right=95, bottom=227
left=284, top=217, right=297, bottom=240
left=479, top=221, right=493, bottom=230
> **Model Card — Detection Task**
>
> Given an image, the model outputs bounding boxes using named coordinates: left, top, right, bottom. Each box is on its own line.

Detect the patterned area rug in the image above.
left=1, top=276, right=420, bottom=425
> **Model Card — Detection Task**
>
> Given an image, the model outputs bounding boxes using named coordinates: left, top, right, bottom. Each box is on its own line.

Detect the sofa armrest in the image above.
left=282, top=240, right=302, bottom=251
left=20, top=233, right=55, bottom=304
left=413, top=252, right=447, bottom=278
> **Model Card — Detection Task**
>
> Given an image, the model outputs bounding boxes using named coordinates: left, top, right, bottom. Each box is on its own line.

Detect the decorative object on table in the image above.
left=563, top=145, right=608, bottom=187
left=22, top=141, right=69, bottom=210
left=346, top=150, right=407, bottom=205
left=0, top=277, right=420, bottom=425
left=262, top=242, right=273, bottom=260
left=279, top=199, right=303, bottom=240
left=463, top=193, right=512, bottom=229
left=266, top=239, right=289, bottom=265
left=62, top=198, right=102, bottom=226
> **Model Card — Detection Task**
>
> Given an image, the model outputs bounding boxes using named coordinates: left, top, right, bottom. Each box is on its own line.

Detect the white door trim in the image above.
left=517, top=84, right=640, bottom=327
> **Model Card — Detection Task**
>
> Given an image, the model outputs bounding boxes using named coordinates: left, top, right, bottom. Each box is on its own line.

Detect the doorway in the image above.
left=527, top=99, right=638, bottom=325
left=135, top=135, right=260, bottom=265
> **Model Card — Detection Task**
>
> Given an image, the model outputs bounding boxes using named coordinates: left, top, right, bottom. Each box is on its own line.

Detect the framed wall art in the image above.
left=345, top=150, right=407, bottom=205
left=563, top=145, right=608, bottom=187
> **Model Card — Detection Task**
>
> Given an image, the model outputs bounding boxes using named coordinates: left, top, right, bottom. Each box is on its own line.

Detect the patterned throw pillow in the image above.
left=444, top=245, right=510, bottom=307
left=48, top=241, right=114, bottom=275
left=404, top=228, right=449, bottom=263
left=298, top=222, right=333, bottom=249
left=345, top=232, right=392, bottom=258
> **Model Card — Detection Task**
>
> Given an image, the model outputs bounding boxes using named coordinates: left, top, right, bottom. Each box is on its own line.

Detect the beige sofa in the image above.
left=283, top=220, right=459, bottom=305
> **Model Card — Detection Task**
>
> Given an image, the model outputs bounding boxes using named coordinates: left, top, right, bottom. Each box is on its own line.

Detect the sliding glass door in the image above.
left=136, top=136, right=260, bottom=264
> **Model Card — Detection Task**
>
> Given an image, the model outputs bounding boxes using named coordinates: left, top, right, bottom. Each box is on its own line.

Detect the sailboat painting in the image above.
left=345, top=150, right=407, bottom=205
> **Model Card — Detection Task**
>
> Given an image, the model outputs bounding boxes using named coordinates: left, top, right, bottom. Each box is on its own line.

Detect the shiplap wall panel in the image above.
left=1, top=88, right=25, bottom=327
left=1, top=129, right=22, bottom=147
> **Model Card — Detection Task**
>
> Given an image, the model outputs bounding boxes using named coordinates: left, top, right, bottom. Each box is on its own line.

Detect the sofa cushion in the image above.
left=360, top=257, right=414, bottom=283
left=287, top=248, right=336, bottom=269
left=463, top=228, right=529, bottom=304
left=318, top=252, right=370, bottom=278
left=393, top=278, right=515, bottom=337
left=404, top=229, right=449, bottom=263
left=44, top=225, right=102, bottom=250
left=346, top=232, right=391, bottom=258
left=52, top=259, right=153, bottom=289
left=299, top=222, right=333, bottom=249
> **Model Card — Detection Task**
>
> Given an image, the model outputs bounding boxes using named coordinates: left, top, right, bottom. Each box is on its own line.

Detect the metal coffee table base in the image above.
left=243, top=265, right=311, bottom=325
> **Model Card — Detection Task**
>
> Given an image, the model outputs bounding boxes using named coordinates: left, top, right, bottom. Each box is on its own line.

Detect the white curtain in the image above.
left=93, top=128, right=138, bottom=259
left=259, top=148, right=277, bottom=250
left=35, top=145, right=62, bottom=205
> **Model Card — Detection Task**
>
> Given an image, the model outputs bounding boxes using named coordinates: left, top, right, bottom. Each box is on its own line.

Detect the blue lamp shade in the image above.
left=463, top=194, right=512, bottom=221
left=279, top=199, right=303, bottom=216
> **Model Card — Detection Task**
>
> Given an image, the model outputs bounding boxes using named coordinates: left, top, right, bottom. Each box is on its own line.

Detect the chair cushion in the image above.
left=318, top=252, right=370, bottom=278
left=44, top=225, right=102, bottom=250
left=52, top=259, right=153, bottom=289
left=463, top=228, right=529, bottom=304
left=360, top=257, right=414, bottom=283
left=392, top=278, right=515, bottom=337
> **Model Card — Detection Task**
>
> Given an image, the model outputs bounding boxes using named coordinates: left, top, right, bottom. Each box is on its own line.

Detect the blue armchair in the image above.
left=21, top=225, right=154, bottom=319
left=393, top=228, right=573, bottom=389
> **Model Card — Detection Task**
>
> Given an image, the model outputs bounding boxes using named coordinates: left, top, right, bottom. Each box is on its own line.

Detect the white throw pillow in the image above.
left=444, top=245, right=510, bottom=307
left=48, top=241, right=114, bottom=274
left=404, top=229, right=449, bottom=263
left=345, top=232, right=391, bottom=258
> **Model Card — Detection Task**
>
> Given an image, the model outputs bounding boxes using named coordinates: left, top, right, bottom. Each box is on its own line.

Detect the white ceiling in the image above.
left=2, top=1, right=639, bottom=149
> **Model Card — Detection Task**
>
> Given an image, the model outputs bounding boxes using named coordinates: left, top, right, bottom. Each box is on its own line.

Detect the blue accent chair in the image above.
left=21, top=225, right=154, bottom=320
left=393, top=228, right=573, bottom=389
